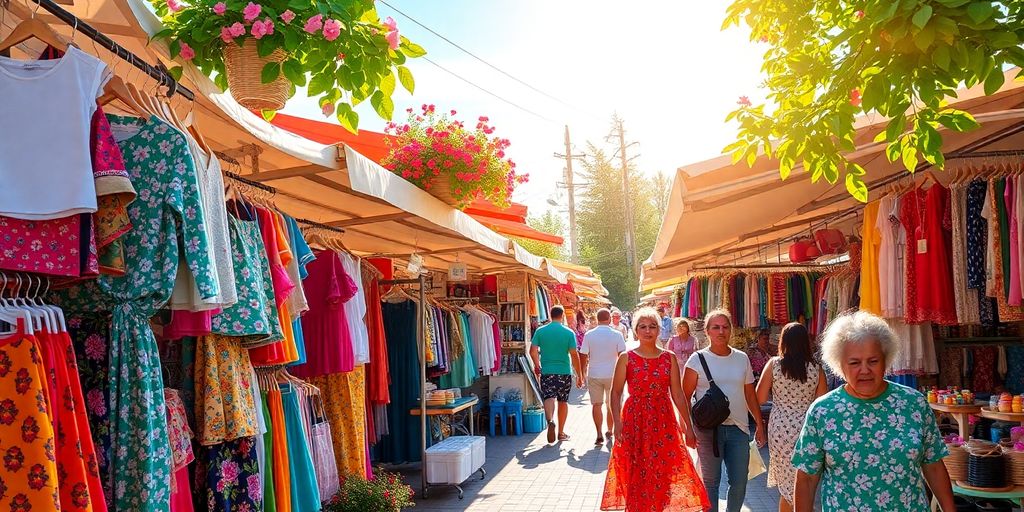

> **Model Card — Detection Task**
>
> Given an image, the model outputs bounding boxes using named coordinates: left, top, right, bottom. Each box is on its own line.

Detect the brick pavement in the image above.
left=399, top=387, right=782, bottom=511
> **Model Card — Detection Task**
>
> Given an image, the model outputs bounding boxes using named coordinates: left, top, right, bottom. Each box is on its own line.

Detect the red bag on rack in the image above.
left=814, top=229, right=848, bottom=255
left=789, top=239, right=818, bottom=263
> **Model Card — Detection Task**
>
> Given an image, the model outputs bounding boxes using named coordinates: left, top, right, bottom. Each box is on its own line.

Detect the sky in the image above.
left=281, top=0, right=766, bottom=217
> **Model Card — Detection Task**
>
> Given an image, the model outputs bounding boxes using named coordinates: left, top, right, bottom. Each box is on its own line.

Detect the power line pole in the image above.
left=553, top=125, right=585, bottom=263
left=614, top=117, right=640, bottom=304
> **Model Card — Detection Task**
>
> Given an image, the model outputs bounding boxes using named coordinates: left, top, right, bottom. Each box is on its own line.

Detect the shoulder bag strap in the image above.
left=697, top=352, right=716, bottom=384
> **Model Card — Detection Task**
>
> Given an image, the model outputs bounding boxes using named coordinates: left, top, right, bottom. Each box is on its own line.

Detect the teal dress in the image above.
left=791, top=383, right=947, bottom=511
left=210, top=214, right=283, bottom=345
left=60, top=115, right=219, bottom=512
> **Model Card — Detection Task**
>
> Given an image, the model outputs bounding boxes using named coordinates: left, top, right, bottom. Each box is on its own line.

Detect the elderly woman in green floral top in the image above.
left=791, top=311, right=955, bottom=512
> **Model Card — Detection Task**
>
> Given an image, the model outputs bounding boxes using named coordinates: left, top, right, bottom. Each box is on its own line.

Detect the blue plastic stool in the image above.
left=504, top=401, right=523, bottom=436
left=488, top=401, right=506, bottom=436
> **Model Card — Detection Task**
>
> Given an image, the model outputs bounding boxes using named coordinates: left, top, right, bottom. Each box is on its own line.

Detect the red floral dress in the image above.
left=601, top=351, right=709, bottom=512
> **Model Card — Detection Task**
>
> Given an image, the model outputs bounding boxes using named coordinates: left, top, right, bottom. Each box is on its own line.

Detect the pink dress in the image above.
left=291, top=250, right=359, bottom=377
left=1007, top=177, right=1022, bottom=306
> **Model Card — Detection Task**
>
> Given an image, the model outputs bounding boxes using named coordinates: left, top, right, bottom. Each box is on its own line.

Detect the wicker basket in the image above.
left=223, top=42, right=289, bottom=111
left=944, top=444, right=969, bottom=482
left=1005, top=448, right=1024, bottom=486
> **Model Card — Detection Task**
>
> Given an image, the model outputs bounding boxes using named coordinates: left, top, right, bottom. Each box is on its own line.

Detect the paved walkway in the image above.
left=399, top=387, right=781, bottom=511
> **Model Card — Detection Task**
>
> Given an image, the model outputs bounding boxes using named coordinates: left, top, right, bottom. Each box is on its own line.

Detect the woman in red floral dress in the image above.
left=601, top=308, right=710, bottom=511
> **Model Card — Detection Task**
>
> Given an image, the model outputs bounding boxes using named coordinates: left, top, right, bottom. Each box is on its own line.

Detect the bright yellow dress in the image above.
left=859, top=200, right=882, bottom=315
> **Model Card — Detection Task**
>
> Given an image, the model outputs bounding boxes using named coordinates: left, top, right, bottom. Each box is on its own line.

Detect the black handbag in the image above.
left=691, top=352, right=731, bottom=456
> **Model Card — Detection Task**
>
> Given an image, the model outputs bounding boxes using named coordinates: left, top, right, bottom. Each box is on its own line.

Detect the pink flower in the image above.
left=304, top=14, right=323, bottom=33
left=855, top=10, right=865, bottom=19
left=737, top=96, right=752, bottom=107
left=84, top=334, right=104, bottom=360
left=87, top=389, right=106, bottom=416
left=386, top=30, right=400, bottom=50
left=179, top=41, right=195, bottom=60
left=323, top=19, right=342, bottom=41
left=212, top=2, right=226, bottom=15
left=166, top=0, right=183, bottom=12
left=242, top=2, right=261, bottom=21
left=280, top=9, right=295, bottom=23
left=221, top=460, right=241, bottom=481
left=251, top=20, right=269, bottom=39
left=382, top=16, right=398, bottom=32
left=322, top=102, right=335, bottom=116
left=850, top=88, right=862, bottom=107
left=261, top=17, right=274, bottom=34
left=229, top=22, right=246, bottom=37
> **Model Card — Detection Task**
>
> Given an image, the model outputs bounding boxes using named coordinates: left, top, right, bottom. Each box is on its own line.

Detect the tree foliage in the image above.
left=576, top=141, right=667, bottom=308
left=512, top=212, right=567, bottom=261
left=723, top=0, right=1024, bottom=201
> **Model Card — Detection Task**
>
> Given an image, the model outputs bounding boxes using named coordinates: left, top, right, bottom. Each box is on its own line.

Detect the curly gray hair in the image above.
left=820, top=311, right=900, bottom=380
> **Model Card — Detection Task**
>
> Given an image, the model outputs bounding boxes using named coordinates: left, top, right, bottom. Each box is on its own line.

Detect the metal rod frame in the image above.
left=29, top=0, right=195, bottom=100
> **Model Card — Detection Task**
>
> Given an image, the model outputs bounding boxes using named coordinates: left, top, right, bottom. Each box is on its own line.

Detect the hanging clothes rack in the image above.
left=15, top=0, right=196, bottom=100
left=379, top=275, right=429, bottom=495
left=296, top=218, right=345, bottom=234
left=224, top=170, right=276, bottom=193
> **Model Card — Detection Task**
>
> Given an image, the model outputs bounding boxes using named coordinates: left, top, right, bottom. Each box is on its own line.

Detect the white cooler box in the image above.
left=424, top=436, right=486, bottom=485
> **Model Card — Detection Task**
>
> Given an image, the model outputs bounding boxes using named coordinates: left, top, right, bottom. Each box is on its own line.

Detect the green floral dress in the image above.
left=59, top=115, right=218, bottom=512
left=791, top=383, right=947, bottom=511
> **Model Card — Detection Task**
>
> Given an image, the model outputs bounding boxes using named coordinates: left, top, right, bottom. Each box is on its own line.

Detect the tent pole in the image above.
left=419, top=273, right=427, bottom=496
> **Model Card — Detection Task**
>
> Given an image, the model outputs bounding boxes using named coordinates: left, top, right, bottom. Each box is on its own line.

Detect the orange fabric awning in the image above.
left=269, top=113, right=564, bottom=245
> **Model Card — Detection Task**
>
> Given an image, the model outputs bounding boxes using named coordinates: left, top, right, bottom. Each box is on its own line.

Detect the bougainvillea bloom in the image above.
left=212, top=2, right=226, bottom=15
left=281, top=9, right=295, bottom=23
left=850, top=88, right=862, bottom=107
left=323, top=19, right=342, bottom=41
left=179, top=41, right=195, bottom=60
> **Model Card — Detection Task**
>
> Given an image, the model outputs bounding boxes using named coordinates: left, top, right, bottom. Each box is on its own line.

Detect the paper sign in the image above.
left=407, top=253, right=424, bottom=275
left=917, top=239, right=928, bottom=254
left=449, top=262, right=468, bottom=281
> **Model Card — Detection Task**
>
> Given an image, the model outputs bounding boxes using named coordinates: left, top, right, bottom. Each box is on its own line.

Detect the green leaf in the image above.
left=984, top=67, right=1006, bottom=95
left=967, top=2, right=994, bottom=24
left=936, top=0, right=971, bottom=6
left=912, top=5, right=932, bottom=28
left=281, top=60, right=305, bottom=87
left=261, top=62, right=281, bottom=84
left=336, top=103, right=360, bottom=134
left=932, top=45, right=951, bottom=71
left=169, top=39, right=182, bottom=59
left=885, top=115, right=907, bottom=141
left=845, top=173, right=868, bottom=203
left=914, top=26, right=935, bottom=51
left=400, top=41, right=427, bottom=58
left=283, top=30, right=300, bottom=52
left=901, top=143, right=919, bottom=172
left=308, top=72, right=333, bottom=96
left=261, top=110, right=277, bottom=122
left=937, top=110, right=980, bottom=131
left=380, top=71, right=396, bottom=96
left=369, top=90, right=394, bottom=120
left=168, top=66, right=184, bottom=82
left=779, top=158, right=793, bottom=180
left=397, top=65, right=415, bottom=94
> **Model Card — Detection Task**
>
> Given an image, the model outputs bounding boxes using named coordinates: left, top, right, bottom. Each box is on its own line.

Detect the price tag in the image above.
left=917, top=238, right=928, bottom=254
left=407, top=253, right=424, bottom=275
left=448, top=262, right=468, bottom=281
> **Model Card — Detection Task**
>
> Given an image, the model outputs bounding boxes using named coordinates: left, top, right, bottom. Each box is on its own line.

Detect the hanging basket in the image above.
left=424, top=173, right=469, bottom=210
left=223, top=42, right=289, bottom=111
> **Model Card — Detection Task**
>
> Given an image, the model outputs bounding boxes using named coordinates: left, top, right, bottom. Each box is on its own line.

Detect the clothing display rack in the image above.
left=22, top=0, right=195, bottom=100
left=224, top=170, right=276, bottom=193
left=296, top=217, right=346, bottom=234
left=380, top=275, right=430, bottom=493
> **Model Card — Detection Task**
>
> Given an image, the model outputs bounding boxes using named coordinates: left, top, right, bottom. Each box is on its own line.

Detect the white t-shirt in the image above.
left=685, top=347, right=755, bottom=433
left=0, top=46, right=107, bottom=219
left=340, top=253, right=370, bottom=364
left=580, top=325, right=627, bottom=379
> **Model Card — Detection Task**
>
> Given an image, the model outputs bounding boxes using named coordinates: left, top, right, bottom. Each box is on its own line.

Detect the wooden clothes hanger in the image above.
left=0, top=6, right=70, bottom=54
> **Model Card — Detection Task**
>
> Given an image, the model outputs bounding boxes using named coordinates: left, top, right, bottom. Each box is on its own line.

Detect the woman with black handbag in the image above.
left=683, top=309, right=767, bottom=512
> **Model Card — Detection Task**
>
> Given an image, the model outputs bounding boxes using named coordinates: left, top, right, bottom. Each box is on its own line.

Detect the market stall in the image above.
left=0, top=0, right=578, bottom=508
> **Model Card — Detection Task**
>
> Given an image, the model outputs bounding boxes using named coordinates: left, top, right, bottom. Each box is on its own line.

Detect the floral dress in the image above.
left=791, top=383, right=947, bottom=511
left=0, top=329, right=62, bottom=511
left=766, top=359, right=819, bottom=503
left=601, top=351, right=709, bottom=512
left=58, top=115, right=218, bottom=512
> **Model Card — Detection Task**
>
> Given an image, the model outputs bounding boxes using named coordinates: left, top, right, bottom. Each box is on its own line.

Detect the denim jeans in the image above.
left=695, top=424, right=750, bottom=512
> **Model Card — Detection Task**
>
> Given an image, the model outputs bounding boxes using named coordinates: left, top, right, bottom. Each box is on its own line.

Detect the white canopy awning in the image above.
left=642, top=69, right=1024, bottom=290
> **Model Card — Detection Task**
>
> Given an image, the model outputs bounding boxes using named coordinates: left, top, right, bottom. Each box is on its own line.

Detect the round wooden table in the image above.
left=929, top=402, right=983, bottom=440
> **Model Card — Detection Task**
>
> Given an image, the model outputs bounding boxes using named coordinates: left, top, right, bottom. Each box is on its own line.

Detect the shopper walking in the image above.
left=580, top=308, right=627, bottom=445
left=746, top=330, right=776, bottom=379
left=754, top=323, right=826, bottom=512
left=683, top=309, right=766, bottom=512
left=791, top=311, right=955, bottom=512
left=667, top=318, right=696, bottom=374
left=530, top=306, right=584, bottom=444
left=611, top=308, right=630, bottom=341
left=657, top=305, right=672, bottom=348
left=601, top=307, right=710, bottom=511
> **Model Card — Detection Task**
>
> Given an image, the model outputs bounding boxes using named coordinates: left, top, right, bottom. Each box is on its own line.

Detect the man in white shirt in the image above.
left=579, top=308, right=627, bottom=445
left=610, top=308, right=629, bottom=341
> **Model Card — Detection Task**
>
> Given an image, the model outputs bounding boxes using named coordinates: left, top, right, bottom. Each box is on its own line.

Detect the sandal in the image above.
left=558, top=433, right=571, bottom=442
left=547, top=421, right=556, bottom=444
left=595, top=436, right=604, bottom=445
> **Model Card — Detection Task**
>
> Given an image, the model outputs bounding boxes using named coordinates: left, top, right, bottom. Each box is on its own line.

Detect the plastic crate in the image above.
left=424, top=436, right=486, bottom=485
left=523, top=410, right=545, bottom=433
